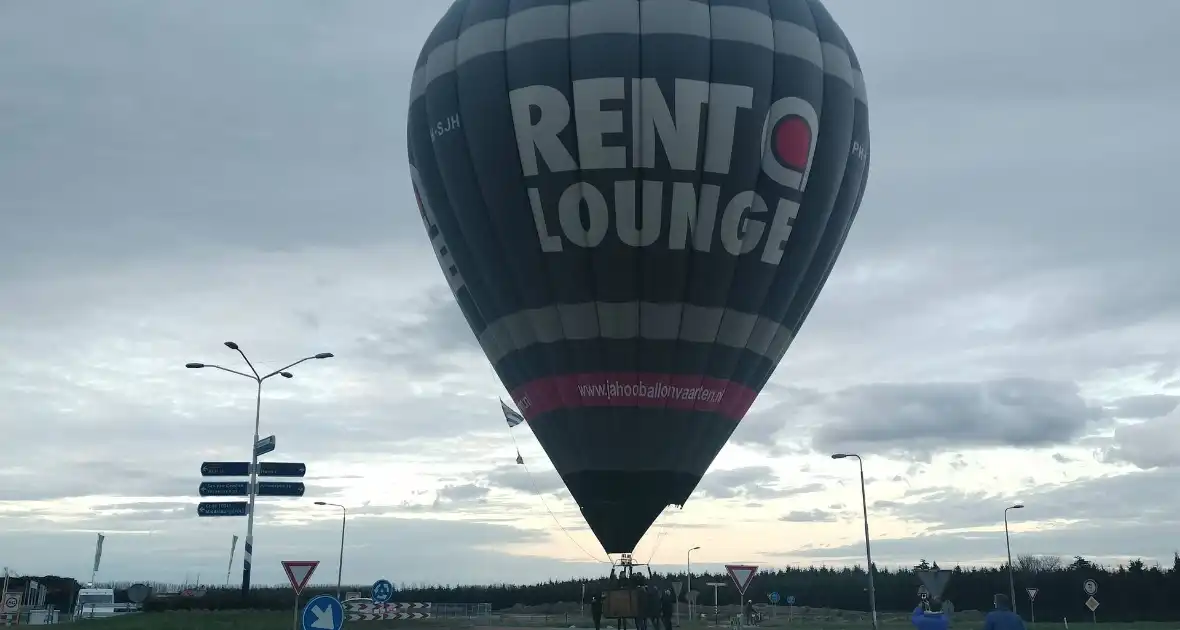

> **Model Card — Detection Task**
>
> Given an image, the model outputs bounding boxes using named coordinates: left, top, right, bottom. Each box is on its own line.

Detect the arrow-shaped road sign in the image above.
left=302, top=594, right=343, bottom=630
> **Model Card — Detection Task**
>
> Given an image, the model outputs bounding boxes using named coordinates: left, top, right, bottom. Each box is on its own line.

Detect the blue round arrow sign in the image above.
left=372, top=578, right=393, bottom=604
left=301, top=594, right=343, bottom=630
left=769, top=592, right=780, bottom=604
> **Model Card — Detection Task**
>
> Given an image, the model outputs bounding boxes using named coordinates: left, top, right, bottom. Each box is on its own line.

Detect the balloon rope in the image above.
left=509, top=428, right=609, bottom=564
left=645, top=524, right=668, bottom=565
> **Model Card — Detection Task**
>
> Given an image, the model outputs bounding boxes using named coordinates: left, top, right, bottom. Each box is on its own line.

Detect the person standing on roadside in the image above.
left=911, top=598, right=949, bottom=630
left=660, top=589, right=674, bottom=630
left=983, top=594, right=1027, bottom=630
left=591, top=594, right=603, bottom=630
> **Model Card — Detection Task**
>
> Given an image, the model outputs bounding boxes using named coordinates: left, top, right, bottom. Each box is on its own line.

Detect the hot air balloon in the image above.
left=407, top=0, right=869, bottom=554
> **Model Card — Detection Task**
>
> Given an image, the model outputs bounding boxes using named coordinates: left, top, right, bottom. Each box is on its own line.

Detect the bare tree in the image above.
left=1016, top=554, right=1063, bottom=574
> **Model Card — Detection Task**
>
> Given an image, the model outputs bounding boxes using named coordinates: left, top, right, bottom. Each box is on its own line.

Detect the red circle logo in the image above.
left=772, top=116, right=812, bottom=171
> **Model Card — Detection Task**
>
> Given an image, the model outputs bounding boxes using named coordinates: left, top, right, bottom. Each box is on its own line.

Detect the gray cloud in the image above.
left=780, top=509, right=839, bottom=523
left=485, top=465, right=565, bottom=495
left=1099, top=408, right=1180, bottom=470
left=696, top=467, right=823, bottom=501
left=1105, top=395, right=1180, bottom=420
left=812, top=379, right=1105, bottom=459
left=870, top=468, right=1180, bottom=533
left=788, top=469, right=1180, bottom=566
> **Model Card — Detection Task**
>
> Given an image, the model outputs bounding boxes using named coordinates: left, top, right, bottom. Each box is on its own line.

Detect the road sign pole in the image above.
left=244, top=379, right=262, bottom=599
left=292, top=590, right=300, bottom=630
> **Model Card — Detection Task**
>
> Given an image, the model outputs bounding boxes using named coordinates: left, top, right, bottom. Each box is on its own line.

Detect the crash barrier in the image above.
left=345, top=602, right=432, bottom=621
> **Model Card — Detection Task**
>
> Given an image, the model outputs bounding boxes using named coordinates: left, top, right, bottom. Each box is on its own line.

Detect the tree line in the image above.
left=16, top=554, right=1180, bottom=621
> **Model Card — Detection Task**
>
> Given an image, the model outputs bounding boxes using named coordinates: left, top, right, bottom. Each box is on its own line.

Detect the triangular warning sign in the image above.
left=281, top=560, right=319, bottom=593
left=916, top=570, right=952, bottom=600
left=725, top=564, right=758, bottom=594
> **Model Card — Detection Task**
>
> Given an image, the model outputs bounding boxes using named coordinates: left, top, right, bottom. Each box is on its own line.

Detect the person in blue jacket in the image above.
left=983, top=594, right=1027, bottom=630
left=911, top=599, right=949, bottom=630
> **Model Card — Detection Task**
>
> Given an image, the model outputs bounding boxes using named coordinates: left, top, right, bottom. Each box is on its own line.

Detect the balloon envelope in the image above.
left=407, top=0, right=869, bottom=553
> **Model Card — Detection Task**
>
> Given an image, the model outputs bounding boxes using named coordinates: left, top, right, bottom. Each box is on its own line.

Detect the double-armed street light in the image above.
left=186, top=341, right=333, bottom=598
left=832, top=453, right=877, bottom=630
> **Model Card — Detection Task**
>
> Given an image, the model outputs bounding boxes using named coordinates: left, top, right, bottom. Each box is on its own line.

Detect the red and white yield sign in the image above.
left=282, top=560, right=320, bottom=594
left=725, top=565, right=758, bottom=595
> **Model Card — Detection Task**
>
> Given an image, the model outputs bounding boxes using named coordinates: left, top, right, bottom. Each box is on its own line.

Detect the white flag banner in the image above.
left=501, top=399, right=525, bottom=427
left=92, top=533, right=106, bottom=574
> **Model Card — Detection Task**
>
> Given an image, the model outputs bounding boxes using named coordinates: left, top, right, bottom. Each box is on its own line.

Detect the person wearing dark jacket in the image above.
left=911, top=599, right=949, bottom=630
left=591, top=595, right=603, bottom=630
left=983, top=594, right=1027, bottom=630
left=660, top=589, right=674, bottom=630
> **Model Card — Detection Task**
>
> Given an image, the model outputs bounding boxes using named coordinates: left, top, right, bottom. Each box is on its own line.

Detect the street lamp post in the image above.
left=187, top=341, right=333, bottom=598
left=832, top=453, right=878, bottom=630
left=1004, top=503, right=1024, bottom=611
left=686, top=546, right=700, bottom=622
left=316, top=502, right=347, bottom=600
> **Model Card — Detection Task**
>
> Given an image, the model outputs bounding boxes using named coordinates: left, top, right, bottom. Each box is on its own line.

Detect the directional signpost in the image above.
left=257, top=482, right=306, bottom=497
left=202, top=461, right=251, bottom=477
left=283, top=560, right=320, bottom=629
left=198, top=501, right=249, bottom=517
left=199, top=482, right=249, bottom=497
left=706, top=582, right=726, bottom=627
left=302, top=594, right=343, bottom=630
left=786, top=595, right=796, bottom=620
left=372, top=579, right=393, bottom=604
left=767, top=592, right=779, bottom=619
left=1026, top=588, right=1039, bottom=622
left=258, top=462, right=307, bottom=477
left=255, top=435, right=276, bottom=457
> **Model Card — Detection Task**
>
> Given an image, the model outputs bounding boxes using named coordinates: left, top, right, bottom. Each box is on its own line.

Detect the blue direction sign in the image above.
left=372, top=579, right=393, bottom=604
left=302, top=594, right=343, bottom=630
left=199, top=482, right=249, bottom=497
left=197, top=501, right=249, bottom=517
left=254, top=435, right=276, bottom=457
left=257, top=462, right=307, bottom=477
left=786, top=595, right=796, bottom=606
left=256, top=481, right=305, bottom=497
left=201, top=462, right=250, bottom=477
left=768, top=592, right=780, bottom=604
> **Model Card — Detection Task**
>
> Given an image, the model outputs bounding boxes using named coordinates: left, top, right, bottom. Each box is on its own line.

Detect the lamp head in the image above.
left=280, top=372, right=294, bottom=379
left=223, top=341, right=240, bottom=350
left=315, top=352, right=334, bottom=360
left=185, top=363, right=205, bottom=369
left=314, top=501, right=327, bottom=506
left=831, top=453, right=849, bottom=460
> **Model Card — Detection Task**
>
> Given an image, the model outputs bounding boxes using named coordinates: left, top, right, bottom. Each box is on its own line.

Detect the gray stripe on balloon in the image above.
left=410, top=0, right=867, bottom=106
left=475, top=303, right=793, bottom=367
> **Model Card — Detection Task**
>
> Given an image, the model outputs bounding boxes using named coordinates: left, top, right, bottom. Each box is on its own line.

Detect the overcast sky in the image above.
left=2, top=0, right=1178, bottom=590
